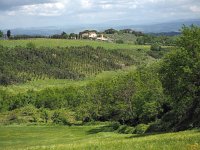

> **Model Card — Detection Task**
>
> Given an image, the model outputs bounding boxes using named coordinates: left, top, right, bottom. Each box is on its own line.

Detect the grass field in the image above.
left=0, top=125, right=199, bottom=150
left=0, top=39, right=150, bottom=50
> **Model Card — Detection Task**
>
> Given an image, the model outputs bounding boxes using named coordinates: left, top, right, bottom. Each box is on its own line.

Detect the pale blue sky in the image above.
left=0, top=0, right=200, bottom=28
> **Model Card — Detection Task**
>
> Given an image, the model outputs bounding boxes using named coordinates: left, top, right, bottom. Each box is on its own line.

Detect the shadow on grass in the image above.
left=127, top=129, right=200, bottom=139
left=87, top=125, right=115, bottom=134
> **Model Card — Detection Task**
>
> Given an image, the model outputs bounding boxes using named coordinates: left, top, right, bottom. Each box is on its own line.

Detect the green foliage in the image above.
left=134, top=124, right=149, bottom=134
left=104, top=28, right=118, bottom=34
left=0, top=39, right=150, bottom=50
left=116, top=39, right=124, bottom=44
left=136, top=34, right=177, bottom=46
left=159, top=25, right=200, bottom=130
left=150, top=43, right=161, bottom=51
left=51, top=109, right=75, bottom=125
left=117, top=125, right=135, bottom=134
left=7, top=30, right=11, bottom=38
left=40, top=109, right=50, bottom=123
left=0, top=30, right=3, bottom=38
left=26, top=42, right=36, bottom=49
left=0, top=45, right=145, bottom=85
left=106, top=33, right=137, bottom=44
left=0, top=106, right=76, bottom=125
left=0, top=64, right=164, bottom=128
left=20, top=105, right=37, bottom=116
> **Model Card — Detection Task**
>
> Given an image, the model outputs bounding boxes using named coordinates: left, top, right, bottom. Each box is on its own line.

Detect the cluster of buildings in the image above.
left=79, top=30, right=109, bottom=41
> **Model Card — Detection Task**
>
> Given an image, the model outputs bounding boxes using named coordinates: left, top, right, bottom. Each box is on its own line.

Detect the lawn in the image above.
left=0, top=39, right=150, bottom=50
left=0, top=125, right=199, bottom=150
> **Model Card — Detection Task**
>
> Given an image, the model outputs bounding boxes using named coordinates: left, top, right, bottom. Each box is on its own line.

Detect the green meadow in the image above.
left=0, top=39, right=150, bottom=50
left=0, top=125, right=199, bottom=150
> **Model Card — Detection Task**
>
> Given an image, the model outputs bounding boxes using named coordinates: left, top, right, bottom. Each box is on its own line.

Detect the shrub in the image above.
left=51, top=109, right=75, bottom=125
left=150, top=43, right=161, bottom=51
left=117, top=125, right=135, bottom=134
left=7, top=112, right=18, bottom=121
left=6, top=111, right=28, bottom=124
left=26, top=42, right=36, bottom=49
left=124, top=126, right=135, bottom=134
left=134, top=124, right=149, bottom=134
left=117, top=125, right=128, bottom=133
left=116, top=40, right=124, bottom=44
left=20, top=105, right=37, bottom=116
left=40, top=109, right=50, bottom=123
left=109, top=122, right=121, bottom=130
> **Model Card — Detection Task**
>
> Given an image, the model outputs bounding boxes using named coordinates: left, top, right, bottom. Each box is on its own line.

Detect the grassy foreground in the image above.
left=0, top=125, right=199, bottom=150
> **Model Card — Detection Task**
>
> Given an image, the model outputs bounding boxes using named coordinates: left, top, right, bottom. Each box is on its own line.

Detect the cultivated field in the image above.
left=0, top=125, right=199, bottom=150
left=0, top=39, right=150, bottom=50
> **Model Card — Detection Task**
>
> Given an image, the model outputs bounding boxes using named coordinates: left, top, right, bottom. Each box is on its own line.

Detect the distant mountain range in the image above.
left=3, top=19, right=200, bottom=36
left=124, top=19, right=200, bottom=33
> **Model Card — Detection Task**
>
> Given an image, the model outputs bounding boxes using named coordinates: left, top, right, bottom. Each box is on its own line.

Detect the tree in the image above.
left=0, top=30, right=3, bottom=38
left=61, top=32, right=66, bottom=36
left=150, top=43, right=161, bottom=51
left=7, top=30, right=11, bottom=38
left=159, top=25, right=200, bottom=130
left=104, top=28, right=117, bottom=34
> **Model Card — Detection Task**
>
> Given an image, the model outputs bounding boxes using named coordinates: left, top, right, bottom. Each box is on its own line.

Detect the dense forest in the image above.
left=0, top=26, right=199, bottom=134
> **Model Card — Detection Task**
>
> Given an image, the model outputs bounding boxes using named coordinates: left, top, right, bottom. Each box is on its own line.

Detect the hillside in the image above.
left=106, top=33, right=137, bottom=44
left=0, top=41, right=152, bottom=85
left=0, top=26, right=199, bottom=144
left=0, top=39, right=149, bottom=50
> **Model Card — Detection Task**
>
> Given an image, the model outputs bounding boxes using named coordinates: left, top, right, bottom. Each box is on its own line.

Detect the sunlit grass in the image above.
left=0, top=125, right=199, bottom=150
left=0, top=39, right=150, bottom=50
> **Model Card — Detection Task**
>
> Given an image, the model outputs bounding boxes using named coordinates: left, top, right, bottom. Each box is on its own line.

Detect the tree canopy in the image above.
left=159, top=25, right=200, bottom=130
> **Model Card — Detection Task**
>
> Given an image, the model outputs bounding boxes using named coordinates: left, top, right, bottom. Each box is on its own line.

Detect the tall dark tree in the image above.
left=7, top=30, right=11, bottom=38
left=0, top=30, right=3, bottom=38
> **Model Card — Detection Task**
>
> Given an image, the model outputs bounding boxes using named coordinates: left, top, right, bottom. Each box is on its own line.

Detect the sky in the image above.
left=0, top=0, right=200, bottom=29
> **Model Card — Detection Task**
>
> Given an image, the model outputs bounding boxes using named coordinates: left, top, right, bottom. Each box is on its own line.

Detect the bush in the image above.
left=51, top=109, right=75, bottom=126
left=6, top=111, right=28, bottom=124
left=117, top=125, right=135, bottom=134
left=150, top=43, right=161, bottom=51
left=117, top=125, right=128, bottom=133
left=116, top=40, right=124, bottom=44
left=124, top=126, right=135, bottom=134
left=40, top=109, right=50, bottom=123
left=109, top=122, right=121, bottom=130
left=134, top=124, right=149, bottom=134
left=7, top=112, right=18, bottom=121
left=20, top=105, right=37, bottom=116
left=26, top=42, right=36, bottom=49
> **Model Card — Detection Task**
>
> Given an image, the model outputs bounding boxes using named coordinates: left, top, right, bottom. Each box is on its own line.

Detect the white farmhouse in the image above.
left=80, top=30, right=97, bottom=39
left=88, top=32, right=97, bottom=38
left=97, top=34, right=108, bottom=41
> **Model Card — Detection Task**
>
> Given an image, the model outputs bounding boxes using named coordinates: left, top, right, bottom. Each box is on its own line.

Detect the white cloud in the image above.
left=7, top=0, right=68, bottom=16
left=1, top=0, right=200, bottom=28
left=81, top=0, right=93, bottom=9
left=190, top=5, right=200, bottom=12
